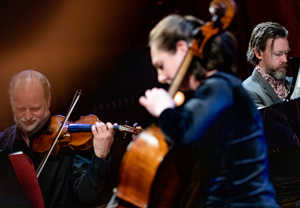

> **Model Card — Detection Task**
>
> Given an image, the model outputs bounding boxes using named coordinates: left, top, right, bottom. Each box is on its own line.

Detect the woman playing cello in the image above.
left=115, top=0, right=280, bottom=207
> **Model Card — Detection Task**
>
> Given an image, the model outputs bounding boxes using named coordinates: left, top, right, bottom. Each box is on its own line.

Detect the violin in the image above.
left=32, top=114, right=142, bottom=156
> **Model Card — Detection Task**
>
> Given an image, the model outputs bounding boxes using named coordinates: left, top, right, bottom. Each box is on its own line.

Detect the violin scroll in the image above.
left=114, top=124, right=143, bottom=135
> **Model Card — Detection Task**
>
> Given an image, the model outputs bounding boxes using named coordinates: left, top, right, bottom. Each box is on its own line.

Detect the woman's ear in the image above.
left=176, top=40, right=188, bottom=54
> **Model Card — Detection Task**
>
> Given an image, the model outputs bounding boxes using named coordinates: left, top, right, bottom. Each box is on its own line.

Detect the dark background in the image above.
left=0, top=0, right=299, bottom=129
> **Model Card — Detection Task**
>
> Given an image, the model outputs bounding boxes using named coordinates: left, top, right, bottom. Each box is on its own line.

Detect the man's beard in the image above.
left=268, top=66, right=287, bottom=80
left=14, top=111, right=50, bottom=137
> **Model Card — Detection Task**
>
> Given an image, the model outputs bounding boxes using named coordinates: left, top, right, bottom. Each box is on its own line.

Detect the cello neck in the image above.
left=168, top=41, right=198, bottom=97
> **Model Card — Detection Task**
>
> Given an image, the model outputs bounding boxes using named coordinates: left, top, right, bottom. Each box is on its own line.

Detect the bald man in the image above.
left=0, top=70, right=114, bottom=208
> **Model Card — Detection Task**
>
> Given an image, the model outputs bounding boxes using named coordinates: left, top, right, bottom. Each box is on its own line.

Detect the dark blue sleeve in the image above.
left=158, top=77, right=234, bottom=144
left=72, top=154, right=110, bottom=204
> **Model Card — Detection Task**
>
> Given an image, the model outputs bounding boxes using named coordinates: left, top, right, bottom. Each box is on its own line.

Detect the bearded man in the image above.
left=243, top=22, right=292, bottom=109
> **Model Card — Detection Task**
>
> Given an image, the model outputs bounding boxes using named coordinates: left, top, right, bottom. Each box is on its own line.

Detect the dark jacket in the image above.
left=0, top=124, right=110, bottom=208
left=158, top=71, right=279, bottom=207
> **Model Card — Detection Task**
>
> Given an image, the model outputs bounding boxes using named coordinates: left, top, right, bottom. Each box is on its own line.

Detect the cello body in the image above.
left=117, top=125, right=169, bottom=207
left=116, top=125, right=206, bottom=208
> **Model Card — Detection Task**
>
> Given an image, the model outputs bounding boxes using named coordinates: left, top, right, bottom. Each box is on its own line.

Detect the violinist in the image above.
left=0, top=70, right=114, bottom=208
left=139, top=14, right=279, bottom=207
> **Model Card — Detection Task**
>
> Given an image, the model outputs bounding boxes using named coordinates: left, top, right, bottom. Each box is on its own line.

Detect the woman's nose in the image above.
left=158, top=74, right=167, bottom=84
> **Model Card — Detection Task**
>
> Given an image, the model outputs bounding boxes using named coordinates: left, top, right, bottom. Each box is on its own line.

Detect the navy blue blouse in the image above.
left=158, top=72, right=279, bottom=207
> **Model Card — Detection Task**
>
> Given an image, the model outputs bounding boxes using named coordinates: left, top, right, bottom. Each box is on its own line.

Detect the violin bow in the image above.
left=36, top=89, right=82, bottom=178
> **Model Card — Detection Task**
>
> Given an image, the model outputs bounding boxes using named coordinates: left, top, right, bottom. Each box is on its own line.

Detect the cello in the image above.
left=109, top=0, right=236, bottom=207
